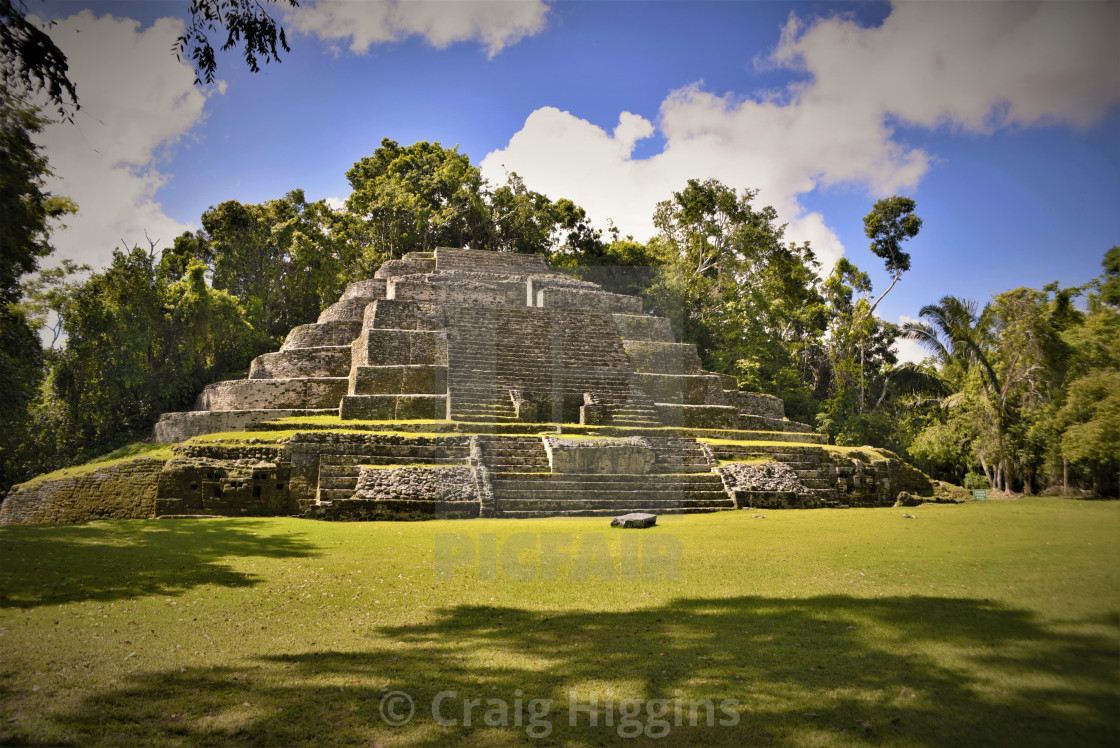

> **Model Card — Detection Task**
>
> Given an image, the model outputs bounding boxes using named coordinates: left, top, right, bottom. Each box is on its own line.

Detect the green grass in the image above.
left=15, top=443, right=174, bottom=488
left=1, top=498, right=1117, bottom=746
left=268, top=415, right=454, bottom=426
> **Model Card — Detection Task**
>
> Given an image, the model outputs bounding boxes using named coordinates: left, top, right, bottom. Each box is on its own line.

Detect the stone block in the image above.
left=281, top=321, right=362, bottom=351
left=340, top=279, right=388, bottom=301
left=374, top=257, right=435, bottom=279
left=353, top=329, right=448, bottom=367
left=580, top=404, right=612, bottom=425
left=366, top=299, right=445, bottom=331
left=733, top=391, right=785, bottom=419
left=611, top=512, right=657, bottom=528
left=544, top=436, right=656, bottom=474
left=355, top=465, right=477, bottom=503
left=632, top=373, right=729, bottom=405
left=654, top=403, right=739, bottom=429
left=536, top=288, right=642, bottom=314
left=622, top=341, right=702, bottom=374
left=339, top=394, right=448, bottom=420
left=153, top=408, right=333, bottom=443
left=434, top=247, right=549, bottom=276
left=194, top=378, right=349, bottom=410
left=318, top=297, right=379, bottom=323
left=612, top=314, right=675, bottom=342
left=249, top=346, right=350, bottom=379
left=351, top=365, right=447, bottom=396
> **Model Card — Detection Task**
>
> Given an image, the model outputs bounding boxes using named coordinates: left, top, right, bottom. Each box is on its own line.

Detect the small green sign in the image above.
left=973, top=489, right=988, bottom=501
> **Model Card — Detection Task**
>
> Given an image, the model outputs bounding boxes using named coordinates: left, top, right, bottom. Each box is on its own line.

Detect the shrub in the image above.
left=963, top=472, right=989, bottom=490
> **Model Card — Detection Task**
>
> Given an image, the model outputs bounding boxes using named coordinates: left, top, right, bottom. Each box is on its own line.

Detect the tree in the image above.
left=854, top=196, right=922, bottom=413
left=643, top=178, right=827, bottom=423
left=1059, top=371, right=1120, bottom=495
left=1, top=0, right=298, bottom=118
left=902, top=296, right=998, bottom=390
left=0, top=1, right=77, bottom=120
left=176, top=0, right=299, bottom=85
left=51, top=247, right=256, bottom=457
left=0, top=92, right=74, bottom=491
left=198, top=190, right=351, bottom=344
left=862, top=196, right=922, bottom=317
left=1095, top=245, right=1120, bottom=307
left=346, top=139, right=492, bottom=258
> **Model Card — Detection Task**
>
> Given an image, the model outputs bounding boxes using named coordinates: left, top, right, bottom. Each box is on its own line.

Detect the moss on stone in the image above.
left=16, top=443, right=174, bottom=489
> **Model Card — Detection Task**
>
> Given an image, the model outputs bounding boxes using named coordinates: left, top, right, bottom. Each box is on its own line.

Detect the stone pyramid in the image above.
left=158, top=247, right=813, bottom=441
left=2, top=248, right=937, bottom=525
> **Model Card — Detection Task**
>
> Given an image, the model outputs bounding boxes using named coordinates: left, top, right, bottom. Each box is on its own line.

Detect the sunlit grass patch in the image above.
left=0, top=499, right=1116, bottom=746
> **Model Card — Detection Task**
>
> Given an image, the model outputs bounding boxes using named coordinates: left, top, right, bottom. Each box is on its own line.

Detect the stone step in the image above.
left=318, top=476, right=360, bottom=490
left=495, top=488, right=730, bottom=499
left=492, top=477, right=724, bottom=489
left=497, top=506, right=729, bottom=518
left=317, top=488, right=357, bottom=502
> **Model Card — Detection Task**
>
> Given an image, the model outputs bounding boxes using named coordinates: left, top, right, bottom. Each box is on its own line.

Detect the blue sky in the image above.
left=32, top=1, right=1120, bottom=360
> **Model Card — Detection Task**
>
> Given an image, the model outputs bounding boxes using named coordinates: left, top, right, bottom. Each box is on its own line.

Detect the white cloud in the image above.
left=482, top=1, right=1120, bottom=268
left=34, top=11, right=213, bottom=270
left=287, top=0, right=550, bottom=57
left=323, top=196, right=347, bottom=211
left=892, top=315, right=928, bottom=365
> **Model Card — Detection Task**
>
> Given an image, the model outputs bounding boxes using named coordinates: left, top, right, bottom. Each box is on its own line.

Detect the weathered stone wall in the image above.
left=709, top=443, right=935, bottom=508
left=732, top=392, right=785, bottom=419
left=339, top=394, right=448, bottom=420
left=355, top=465, right=476, bottom=502
left=738, top=415, right=813, bottom=434
left=194, top=378, right=349, bottom=410
left=280, top=321, right=362, bottom=351
left=340, top=278, right=388, bottom=300
left=829, top=451, right=934, bottom=506
left=632, top=373, right=729, bottom=406
left=318, top=297, right=379, bottom=323
left=544, top=436, right=656, bottom=474
left=622, top=341, right=703, bottom=374
left=288, top=432, right=472, bottom=508
left=155, top=457, right=291, bottom=516
left=612, top=314, right=675, bottom=342
left=366, top=299, right=445, bottom=331
left=153, top=409, right=330, bottom=443
left=375, top=257, right=436, bottom=279
left=434, top=247, right=549, bottom=275
left=248, top=347, right=351, bottom=379
left=526, top=275, right=601, bottom=306
left=352, top=329, right=448, bottom=368
left=350, top=364, right=448, bottom=395
left=654, top=403, right=739, bottom=429
left=0, top=458, right=164, bottom=525
left=535, top=287, right=642, bottom=314
left=390, top=274, right=528, bottom=307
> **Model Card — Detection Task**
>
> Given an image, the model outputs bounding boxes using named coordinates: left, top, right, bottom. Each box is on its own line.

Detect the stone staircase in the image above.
left=444, top=305, right=637, bottom=423
left=478, top=435, right=734, bottom=517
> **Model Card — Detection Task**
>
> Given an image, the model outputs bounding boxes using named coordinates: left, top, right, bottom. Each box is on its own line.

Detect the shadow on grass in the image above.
left=0, top=520, right=316, bottom=608
left=46, top=595, right=1118, bottom=746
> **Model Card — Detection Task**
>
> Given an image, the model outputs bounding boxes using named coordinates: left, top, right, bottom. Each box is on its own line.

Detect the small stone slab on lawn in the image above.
left=611, top=512, right=657, bottom=529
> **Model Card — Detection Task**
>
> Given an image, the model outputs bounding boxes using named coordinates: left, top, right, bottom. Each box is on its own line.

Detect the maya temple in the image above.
left=0, top=248, right=940, bottom=525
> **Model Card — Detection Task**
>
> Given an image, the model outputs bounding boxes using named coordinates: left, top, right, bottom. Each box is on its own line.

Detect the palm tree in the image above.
left=903, top=296, right=1012, bottom=490
left=902, top=296, right=999, bottom=391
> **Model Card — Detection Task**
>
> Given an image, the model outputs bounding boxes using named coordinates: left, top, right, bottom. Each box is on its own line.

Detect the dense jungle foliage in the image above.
left=3, top=94, right=1118, bottom=496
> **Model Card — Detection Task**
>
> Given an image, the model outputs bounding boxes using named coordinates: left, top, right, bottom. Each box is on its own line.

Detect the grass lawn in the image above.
left=1, top=498, right=1117, bottom=746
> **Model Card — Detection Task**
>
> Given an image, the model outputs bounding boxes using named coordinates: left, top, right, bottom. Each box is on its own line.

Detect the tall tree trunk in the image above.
left=1063, top=459, right=1069, bottom=494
